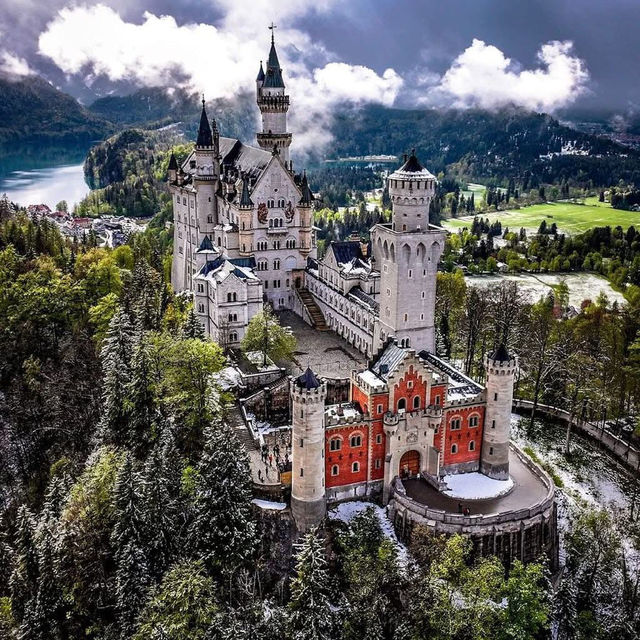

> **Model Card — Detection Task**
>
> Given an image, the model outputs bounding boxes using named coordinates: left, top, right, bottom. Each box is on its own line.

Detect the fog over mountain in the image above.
left=1, top=0, right=639, bottom=152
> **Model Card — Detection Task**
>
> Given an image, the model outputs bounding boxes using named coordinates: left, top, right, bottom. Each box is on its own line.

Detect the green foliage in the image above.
left=241, top=305, right=296, bottom=367
left=133, top=560, right=219, bottom=640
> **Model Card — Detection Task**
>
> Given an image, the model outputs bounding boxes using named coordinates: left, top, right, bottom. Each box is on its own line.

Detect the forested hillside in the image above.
left=331, top=105, right=640, bottom=187
left=0, top=75, right=112, bottom=147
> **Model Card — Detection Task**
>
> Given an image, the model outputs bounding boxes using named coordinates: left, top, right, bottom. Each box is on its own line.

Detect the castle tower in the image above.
left=238, top=174, right=254, bottom=256
left=291, top=367, right=327, bottom=531
left=481, top=345, right=518, bottom=480
left=371, top=150, right=445, bottom=353
left=297, top=171, right=313, bottom=256
left=194, top=98, right=220, bottom=237
left=256, top=26, right=292, bottom=162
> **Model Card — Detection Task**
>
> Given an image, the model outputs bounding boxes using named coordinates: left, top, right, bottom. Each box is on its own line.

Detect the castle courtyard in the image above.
left=277, top=310, right=367, bottom=379
left=402, top=447, right=550, bottom=516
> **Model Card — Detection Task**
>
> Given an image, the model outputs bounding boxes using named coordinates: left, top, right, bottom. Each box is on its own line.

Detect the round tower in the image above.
left=194, top=99, right=220, bottom=235
left=291, top=367, right=327, bottom=531
left=481, top=345, right=518, bottom=480
left=387, top=149, right=437, bottom=232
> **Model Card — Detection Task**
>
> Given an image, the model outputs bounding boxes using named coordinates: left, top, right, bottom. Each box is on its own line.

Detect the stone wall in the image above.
left=388, top=445, right=559, bottom=570
left=514, top=399, right=640, bottom=474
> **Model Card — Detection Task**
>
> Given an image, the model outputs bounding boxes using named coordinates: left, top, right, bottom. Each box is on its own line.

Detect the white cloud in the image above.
left=435, top=39, right=589, bottom=112
left=37, top=3, right=400, bottom=154
left=0, top=51, right=34, bottom=77
left=36, top=4, right=589, bottom=154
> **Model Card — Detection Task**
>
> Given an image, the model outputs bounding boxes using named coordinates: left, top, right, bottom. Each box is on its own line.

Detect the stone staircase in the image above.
left=226, top=401, right=258, bottom=451
left=297, top=287, right=329, bottom=331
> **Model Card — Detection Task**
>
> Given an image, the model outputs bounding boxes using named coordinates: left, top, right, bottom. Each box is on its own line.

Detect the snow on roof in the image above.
left=357, top=368, right=386, bottom=391
left=324, top=403, right=362, bottom=420
left=442, top=473, right=514, bottom=500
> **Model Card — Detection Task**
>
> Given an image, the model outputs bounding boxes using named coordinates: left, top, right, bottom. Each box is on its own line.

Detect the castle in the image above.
left=170, top=32, right=523, bottom=534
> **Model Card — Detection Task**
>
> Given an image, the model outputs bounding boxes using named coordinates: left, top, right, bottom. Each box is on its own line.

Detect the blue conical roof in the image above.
left=296, top=367, right=321, bottom=390
left=196, top=98, right=213, bottom=148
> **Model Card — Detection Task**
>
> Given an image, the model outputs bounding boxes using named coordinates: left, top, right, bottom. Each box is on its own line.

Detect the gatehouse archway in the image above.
left=400, top=450, right=420, bottom=478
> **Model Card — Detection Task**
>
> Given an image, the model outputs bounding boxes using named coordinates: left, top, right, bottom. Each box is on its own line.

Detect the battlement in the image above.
left=484, top=354, right=518, bottom=377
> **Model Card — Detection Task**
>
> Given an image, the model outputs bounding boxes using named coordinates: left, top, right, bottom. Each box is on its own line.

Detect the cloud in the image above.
left=0, top=51, right=34, bottom=77
left=37, top=3, right=400, bottom=155
left=36, top=4, right=589, bottom=154
left=435, top=39, right=589, bottom=112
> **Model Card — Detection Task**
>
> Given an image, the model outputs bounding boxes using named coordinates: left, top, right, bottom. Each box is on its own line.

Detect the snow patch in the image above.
left=442, top=472, right=514, bottom=500
left=251, top=498, right=287, bottom=511
left=328, top=501, right=408, bottom=565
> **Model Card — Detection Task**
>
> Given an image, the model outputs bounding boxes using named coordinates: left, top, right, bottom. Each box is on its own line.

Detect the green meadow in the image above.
left=442, top=199, right=640, bottom=235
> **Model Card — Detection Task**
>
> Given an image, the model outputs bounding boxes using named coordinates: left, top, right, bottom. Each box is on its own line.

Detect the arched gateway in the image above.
left=400, top=450, right=420, bottom=478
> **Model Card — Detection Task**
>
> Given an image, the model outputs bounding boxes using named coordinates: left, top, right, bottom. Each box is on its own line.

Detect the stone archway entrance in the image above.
left=400, top=450, right=420, bottom=478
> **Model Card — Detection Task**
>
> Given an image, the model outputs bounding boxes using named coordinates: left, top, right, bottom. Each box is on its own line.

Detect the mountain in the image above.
left=0, top=74, right=112, bottom=148
left=330, top=105, right=640, bottom=187
left=88, top=88, right=258, bottom=142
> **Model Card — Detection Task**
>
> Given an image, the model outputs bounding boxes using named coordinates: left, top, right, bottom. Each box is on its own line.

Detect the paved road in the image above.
left=403, top=450, right=550, bottom=516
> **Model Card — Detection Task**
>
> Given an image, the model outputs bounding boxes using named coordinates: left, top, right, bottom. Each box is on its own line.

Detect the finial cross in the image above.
left=268, top=22, right=277, bottom=42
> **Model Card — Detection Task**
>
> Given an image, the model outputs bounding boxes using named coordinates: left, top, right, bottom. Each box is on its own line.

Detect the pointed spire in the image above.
left=264, top=25, right=285, bottom=88
left=168, top=150, right=178, bottom=171
left=490, top=343, right=512, bottom=362
left=240, top=174, right=253, bottom=208
left=196, top=96, right=213, bottom=148
left=299, top=170, right=313, bottom=205
left=256, top=61, right=265, bottom=82
left=296, top=366, right=321, bottom=390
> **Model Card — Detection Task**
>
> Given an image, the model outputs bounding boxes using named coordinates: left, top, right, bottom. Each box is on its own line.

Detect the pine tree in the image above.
left=112, top=453, right=150, bottom=638
left=190, top=423, right=257, bottom=579
left=128, top=327, right=158, bottom=455
left=288, top=528, right=335, bottom=640
left=182, top=308, right=206, bottom=340
left=142, top=429, right=185, bottom=580
left=99, top=306, right=134, bottom=446
left=9, top=506, right=38, bottom=625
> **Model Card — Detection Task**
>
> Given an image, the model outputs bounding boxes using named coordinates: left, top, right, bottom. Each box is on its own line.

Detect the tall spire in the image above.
left=264, top=24, right=285, bottom=89
left=196, top=96, right=213, bottom=148
left=299, top=170, right=313, bottom=205
left=239, top=174, right=253, bottom=208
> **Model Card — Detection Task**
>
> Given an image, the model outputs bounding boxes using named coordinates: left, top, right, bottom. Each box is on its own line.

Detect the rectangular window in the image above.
left=300, top=439, right=303, bottom=448
left=489, top=447, right=494, bottom=456
left=377, top=404, right=383, bottom=415
left=375, top=459, right=381, bottom=469
left=300, top=468, right=304, bottom=477
left=494, top=392, right=498, bottom=401
left=491, top=420, right=496, bottom=429
left=376, top=434, right=382, bottom=444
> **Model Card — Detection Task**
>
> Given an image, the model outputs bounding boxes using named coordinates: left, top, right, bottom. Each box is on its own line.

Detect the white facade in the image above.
left=170, top=36, right=316, bottom=345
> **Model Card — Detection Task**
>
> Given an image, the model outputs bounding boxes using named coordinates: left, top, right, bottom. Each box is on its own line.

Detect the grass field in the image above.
left=442, top=200, right=640, bottom=235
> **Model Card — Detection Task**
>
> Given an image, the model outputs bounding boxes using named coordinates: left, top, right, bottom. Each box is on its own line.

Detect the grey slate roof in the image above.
left=256, top=61, right=265, bottom=82
left=296, top=367, right=321, bottom=390
left=490, top=343, right=512, bottom=362
left=348, top=287, right=379, bottom=312
left=399, top=149, right=424, bottom=173
left=264, top=40, right=285, bottom=88
left=198, top=236, right=215, bottom=251
left=371, top=342, right=406, bottom=380
left=196, top=101, right=213, bottom=148
left=330, top=241, right=363, bottom=265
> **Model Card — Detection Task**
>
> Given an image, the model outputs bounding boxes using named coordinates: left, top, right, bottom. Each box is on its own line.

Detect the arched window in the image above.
left=229, top=332, right=238, bottom=342
left=352, top=461, right=360, bottom=473
left=397, top=398, right=406, bottom=411
left=350, top=434, right=362, bottom=448
left=413, top=395, right=421, bottom=409
left=469, top=415, right=479, bottom=427
left=227, top=293, right=232, bottom=302
left=330, top=438, right=341, bottom=451
left=331, top=465, right=339, bottom=476
left=468, top=440, right=475, bottom=452
left=451, top=444, right=458, bottom=454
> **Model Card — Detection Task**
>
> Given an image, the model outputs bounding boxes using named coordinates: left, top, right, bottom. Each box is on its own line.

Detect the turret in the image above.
left=297, top=170, right=313, bottom=255
left=291, top=367, right=327, bottom=531
left=256, top=26, right=292, bottom=162
left=194, top=97, right=219, bottom=233
left=168, top=151, right=178, bottom=182
left=481, top=345, right=518, bottom=480
left=387, top=149, right=437, bottom=232
left=238, top=174, right=253, bottom=256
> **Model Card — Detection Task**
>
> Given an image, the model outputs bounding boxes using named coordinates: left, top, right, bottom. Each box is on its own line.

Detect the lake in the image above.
left=0, top=162, right=89, bottom=210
